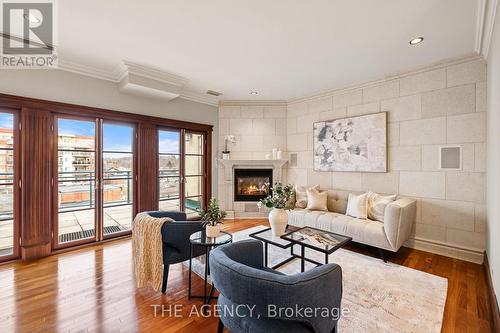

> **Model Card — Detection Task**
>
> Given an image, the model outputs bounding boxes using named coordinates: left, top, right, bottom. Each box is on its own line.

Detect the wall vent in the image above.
left=439, top=146, right=462, bottom=170
left=206, top=90, right=222, bottom=96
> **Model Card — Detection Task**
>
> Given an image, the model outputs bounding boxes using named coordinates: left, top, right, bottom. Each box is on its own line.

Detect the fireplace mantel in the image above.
left=217, top=159, right=288, bottom=218
left=217, top=159, right=288, bottom=168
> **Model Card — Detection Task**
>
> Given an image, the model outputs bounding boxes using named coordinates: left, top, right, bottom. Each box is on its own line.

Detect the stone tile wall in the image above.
left=286, top=57, right=486, bottom=257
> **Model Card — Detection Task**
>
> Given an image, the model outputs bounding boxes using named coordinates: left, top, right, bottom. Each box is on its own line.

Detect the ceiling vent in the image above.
left=115, top=61, right=188, bottom=101
left=206, top=90, right=222, bottom=97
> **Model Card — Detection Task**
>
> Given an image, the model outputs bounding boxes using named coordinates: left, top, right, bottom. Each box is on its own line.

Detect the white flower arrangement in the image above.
left=223, top=135, right=236, bottom=153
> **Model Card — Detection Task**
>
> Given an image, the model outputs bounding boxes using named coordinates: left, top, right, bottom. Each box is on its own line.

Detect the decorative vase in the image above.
left=268, top=208, right=288, bottom=236
left=206, top=224, right=221, bottom=238
left=222, top=152, right=230, bottom=160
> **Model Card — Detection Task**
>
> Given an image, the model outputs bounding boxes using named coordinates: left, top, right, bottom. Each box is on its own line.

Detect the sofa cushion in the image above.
left=306, top=189, right=328, bottom=211
left=346, top=192, right=368, bottom=219
left=367, top=192, right=397, bottom=222
left=288, top=209, right=393, bottom=251
left=324, top=189, right=363, bottom=214
left=295, top=185, right=320, bottom=209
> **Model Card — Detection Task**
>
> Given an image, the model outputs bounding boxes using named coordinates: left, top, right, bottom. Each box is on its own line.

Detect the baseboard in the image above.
left=484, top=253, right=500, bottom=333
left=405, top=237, right=484, bottom=264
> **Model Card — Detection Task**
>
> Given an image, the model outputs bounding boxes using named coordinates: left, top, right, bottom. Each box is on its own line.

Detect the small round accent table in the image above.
left=188, top=230, right=232, bottom=306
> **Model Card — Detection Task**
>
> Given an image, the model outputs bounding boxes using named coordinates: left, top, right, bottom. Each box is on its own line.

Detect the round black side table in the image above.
left=188, top=230, right=232, bottom=306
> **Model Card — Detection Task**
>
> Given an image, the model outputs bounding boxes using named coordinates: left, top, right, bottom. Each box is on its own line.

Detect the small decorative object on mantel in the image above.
left=258, top=182, right=295, bottom=236
left=222, top=135, right=236, bottom=160
left=199, top=198, right=227, bottom=237
left=277, top=149, right=283, bottom=160
left=265, top=153, right=271, bottom=160
left=272, top=147, right=278, bottom=159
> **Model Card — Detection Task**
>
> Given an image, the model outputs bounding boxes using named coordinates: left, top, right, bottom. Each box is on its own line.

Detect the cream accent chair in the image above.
left=287, top=189, right=416, bottom=261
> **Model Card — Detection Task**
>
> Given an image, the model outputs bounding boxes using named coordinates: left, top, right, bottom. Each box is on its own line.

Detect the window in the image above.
left=158, top=130, right=181, bottom=211
left=158, top=129, right=206, bottom=218
left=0, top=111, right=17, bottom=259
left=102, top=123, right=134, bottom=236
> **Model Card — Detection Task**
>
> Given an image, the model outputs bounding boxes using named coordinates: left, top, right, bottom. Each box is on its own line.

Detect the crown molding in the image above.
left=219, top=100, right=287, bottom=107
left=114, top=60, right=188, bottom=87
left=479, top=0, right=499, bottom=57
left=287, top=53, right=484, bottom=105
left=57, top=59, right=218, bottom=107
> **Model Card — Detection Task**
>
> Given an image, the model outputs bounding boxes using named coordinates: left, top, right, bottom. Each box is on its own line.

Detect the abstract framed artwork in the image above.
left=313, top=112, right=387, bottom=172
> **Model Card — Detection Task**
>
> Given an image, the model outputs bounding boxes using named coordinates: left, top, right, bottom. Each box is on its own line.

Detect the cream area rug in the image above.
left=185, top=226, right=447, bottom=333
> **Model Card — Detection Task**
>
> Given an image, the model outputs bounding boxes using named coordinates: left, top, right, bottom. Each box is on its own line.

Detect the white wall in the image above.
left=286, top=56, right=487, bottom=263
left=486, top=2, right=500, bottom=308
left=0, top=69, right=219, bottom=196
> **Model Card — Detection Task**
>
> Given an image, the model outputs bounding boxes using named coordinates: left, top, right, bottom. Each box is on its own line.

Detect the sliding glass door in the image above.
left=158, top=129, right=206, bottom=218
left=0, top=110, right=18, bottom=260
left=54, top=116, right=135, bottom=248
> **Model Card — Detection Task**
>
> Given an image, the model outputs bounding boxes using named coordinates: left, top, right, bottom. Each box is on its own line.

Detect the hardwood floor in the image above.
left=0, top=219, right=493, bottom=333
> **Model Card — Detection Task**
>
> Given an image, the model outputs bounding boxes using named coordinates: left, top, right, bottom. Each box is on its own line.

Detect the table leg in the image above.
left=264, top=242, right=268, bottom=267
left=301, top=246, right=305, bottom=272
left=325, top=252, right=329, bottom=264
left=188, top=243, right=193, bottom=299
left=204, top=246, right=209, bottom=299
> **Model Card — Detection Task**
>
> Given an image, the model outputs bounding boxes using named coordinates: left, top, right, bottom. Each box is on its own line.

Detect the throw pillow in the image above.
left=367, top=192, right=397, bottom=222
left=306, top=189, right=328, bottom=211
left=346, top=193, right=369, bottom=219
left=295, top=185, right=320, bottom=209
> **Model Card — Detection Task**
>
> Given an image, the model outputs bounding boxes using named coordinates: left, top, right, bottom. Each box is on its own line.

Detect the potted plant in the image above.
left=222, top=135, right=236, bottom=160
left=257, top=182, right=295, bottom=236
left=199, top=198, right=227, bottom=237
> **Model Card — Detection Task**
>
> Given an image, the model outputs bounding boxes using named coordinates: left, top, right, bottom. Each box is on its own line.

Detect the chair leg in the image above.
left=217, top=318, right=224, bottom=333
left=161, top=264, right=170, bottom=294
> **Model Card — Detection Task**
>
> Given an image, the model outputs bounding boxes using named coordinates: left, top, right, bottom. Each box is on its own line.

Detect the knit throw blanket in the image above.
left=132, top=212, right=173, bottom=291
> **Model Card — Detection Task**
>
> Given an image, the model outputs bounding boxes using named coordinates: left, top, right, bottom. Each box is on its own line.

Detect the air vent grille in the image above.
left=206, top=90, right=222, bottom=96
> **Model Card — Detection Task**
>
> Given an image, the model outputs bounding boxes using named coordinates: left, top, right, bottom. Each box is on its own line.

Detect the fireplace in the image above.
left=234, top=169, right=273, bottom=202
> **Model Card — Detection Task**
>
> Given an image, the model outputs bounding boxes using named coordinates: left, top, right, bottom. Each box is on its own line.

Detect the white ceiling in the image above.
left=56, top=0, right=479, bottom=101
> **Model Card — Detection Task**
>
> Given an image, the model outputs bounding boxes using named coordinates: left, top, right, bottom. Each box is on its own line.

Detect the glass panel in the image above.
left=159, top=155, right=180, bottom=176
left=103, top=153, right=132, bottom=179
left=159, top=177, right=180, bottom=200
left=58, top=210, right=95, bottom=244
left=103, top=179, right=132, bottom=206
left=58, top=119, right=95, bottom=151
left=185, top=132, right=203, bottom=154
left=185, top=176, right=203, bottom=197
left=185, top=155, right=203, bottom=176
left=58, top=151, right=95, bottom=181
left=186, top=196, right=202, bottom=219
left=103, top=205, right=132, bottom=235
left=103, top=122, right=134, bottom=237
left=159, top=198, right=180, bottom=212
left=58, top=181, right=95, bottom=211
left=0, top=113, right=14, bottom=149
left=103, top=123, right=133, bottom=152
left=159, top=130, right=180, bottom=154
left=0, top=185, right=14, bottom=256
left=0, top=149, right=14, bottom=184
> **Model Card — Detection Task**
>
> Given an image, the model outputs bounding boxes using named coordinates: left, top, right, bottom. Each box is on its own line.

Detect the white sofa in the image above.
left=287, top=189, right=417, bottom=254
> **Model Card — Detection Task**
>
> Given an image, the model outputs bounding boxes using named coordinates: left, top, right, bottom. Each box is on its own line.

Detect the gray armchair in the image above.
left=143, top=211, right=204, bottom=293
left=209, top=240, right=343, bottom=333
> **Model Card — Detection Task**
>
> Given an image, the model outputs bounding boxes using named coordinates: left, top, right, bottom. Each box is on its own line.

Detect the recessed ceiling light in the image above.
left=250, top=91, right=258, bottom=95
left=409, top=37, right=424, bottom=45
left=23, top=13, right=41, bottom=24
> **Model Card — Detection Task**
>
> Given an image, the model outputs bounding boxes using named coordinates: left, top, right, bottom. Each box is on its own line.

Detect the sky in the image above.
left=0, top=115, right=181, bottom=153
